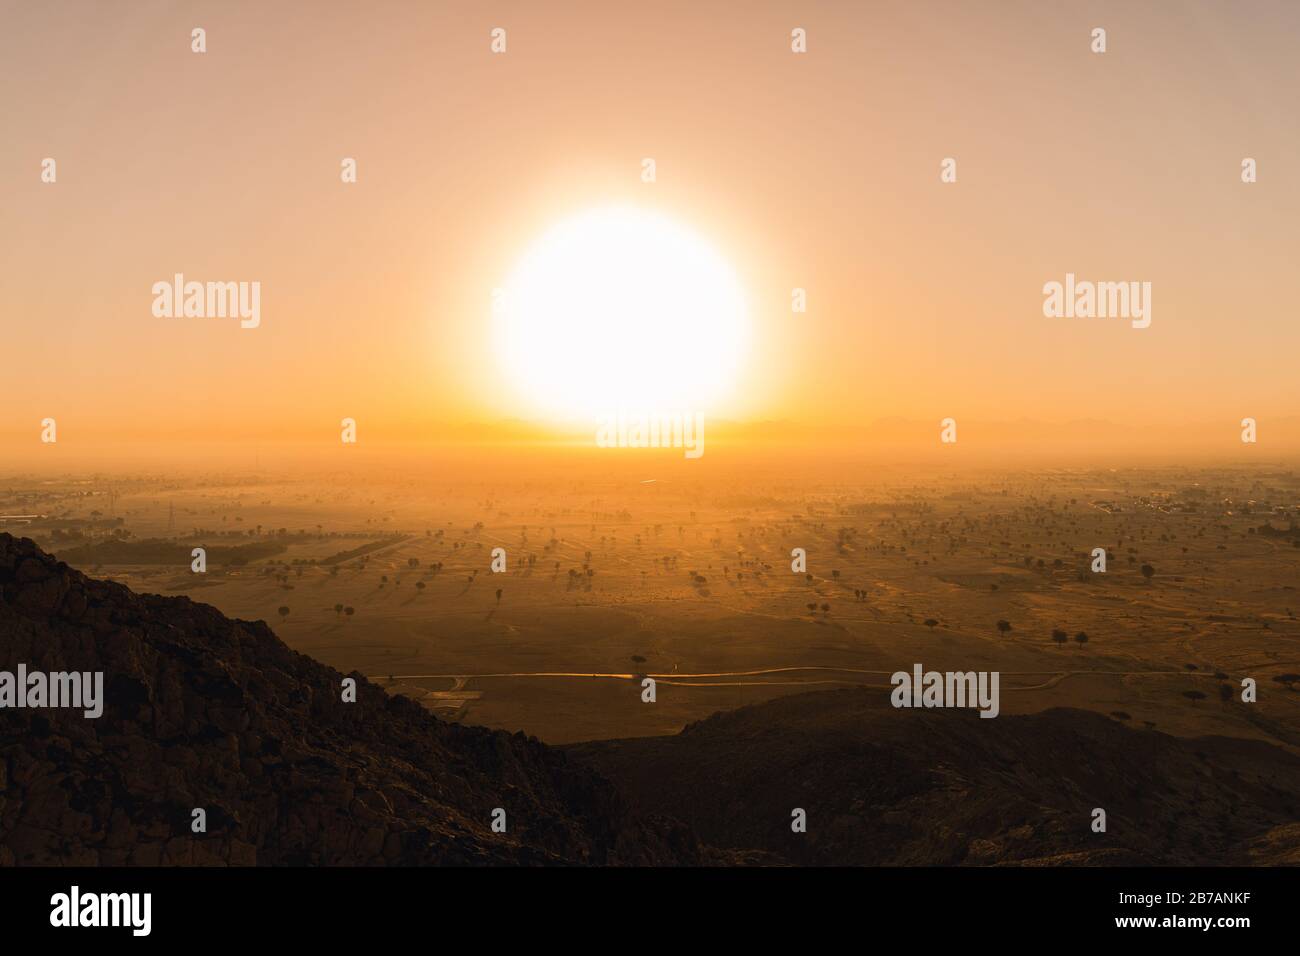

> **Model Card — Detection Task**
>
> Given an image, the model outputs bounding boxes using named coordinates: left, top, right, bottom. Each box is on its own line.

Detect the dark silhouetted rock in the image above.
left=568, top=688, right=1300, bottom=865
left=0, top=534, right=698, bottom=866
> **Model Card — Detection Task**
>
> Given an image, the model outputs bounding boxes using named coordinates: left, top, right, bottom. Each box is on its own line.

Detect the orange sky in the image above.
left=3, top=1, right=1299, bottom=461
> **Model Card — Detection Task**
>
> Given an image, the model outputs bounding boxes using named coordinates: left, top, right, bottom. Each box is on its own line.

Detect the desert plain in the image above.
left=6, top=450, right=1297, bottom=751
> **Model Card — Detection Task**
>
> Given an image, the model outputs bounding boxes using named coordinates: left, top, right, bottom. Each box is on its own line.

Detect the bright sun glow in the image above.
left=494, top=207, right=749, bottom=423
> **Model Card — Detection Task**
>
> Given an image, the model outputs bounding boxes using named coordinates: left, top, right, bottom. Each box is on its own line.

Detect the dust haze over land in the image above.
left=7, top=445, right=1299, bottom=748
left=5, top=446, right=1300, bottom=865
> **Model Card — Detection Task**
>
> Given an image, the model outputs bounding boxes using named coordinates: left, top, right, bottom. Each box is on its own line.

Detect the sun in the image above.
left=493, top=206, right=749, bottom=423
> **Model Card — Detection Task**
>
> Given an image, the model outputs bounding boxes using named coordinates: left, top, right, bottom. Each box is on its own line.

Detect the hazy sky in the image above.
left=3, top=0, right=1298, bottom=455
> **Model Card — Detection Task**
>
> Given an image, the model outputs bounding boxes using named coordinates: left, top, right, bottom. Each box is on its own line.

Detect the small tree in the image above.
left=1141, top=563, right=1155, bottom=582
left=924, top=619, right=938, bottom=630
left=1052, top=628, right=1068, bottom=647
left=996, top=619, right=1012, bottom=636
left=1074, top=631, right=1089, bottom=647
left=278, top=606, right=290, bottom=620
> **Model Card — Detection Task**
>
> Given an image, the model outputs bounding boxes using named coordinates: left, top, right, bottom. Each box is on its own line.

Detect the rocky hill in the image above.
left=567, top=689, right=1300, bottom=865
left=5, top=532, right=1299, bottom=867
left=0, top=533, right=697, bottom=865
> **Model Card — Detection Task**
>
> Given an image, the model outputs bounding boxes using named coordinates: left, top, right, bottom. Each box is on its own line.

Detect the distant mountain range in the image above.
left=299, top=414, right=1300, bottom=451
left=12, top=415, right=1300, bottom=457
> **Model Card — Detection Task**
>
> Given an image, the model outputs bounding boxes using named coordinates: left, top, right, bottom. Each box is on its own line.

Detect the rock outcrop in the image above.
left=568, top=688, right=1300, bottom=865
left=0, top=534, right=697, bottom=865
left=6, top=531, right=1298, bottom=867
